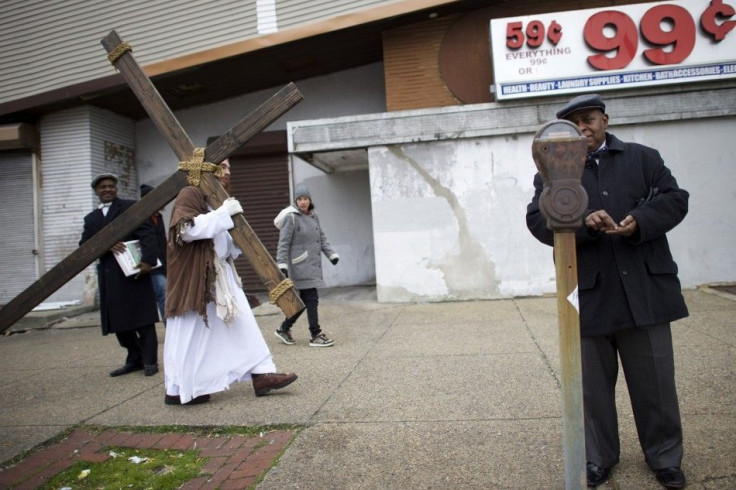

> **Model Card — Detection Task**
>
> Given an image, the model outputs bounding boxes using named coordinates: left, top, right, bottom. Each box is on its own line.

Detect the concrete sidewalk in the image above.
left=0, top=286, right=734, bottom=488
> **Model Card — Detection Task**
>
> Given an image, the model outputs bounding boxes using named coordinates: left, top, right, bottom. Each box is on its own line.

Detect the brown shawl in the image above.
left=165, top=186, right=216, bottom=324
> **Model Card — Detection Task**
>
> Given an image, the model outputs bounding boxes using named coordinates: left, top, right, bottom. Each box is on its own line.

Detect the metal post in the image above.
left=554, top=232, right=586, bottom=489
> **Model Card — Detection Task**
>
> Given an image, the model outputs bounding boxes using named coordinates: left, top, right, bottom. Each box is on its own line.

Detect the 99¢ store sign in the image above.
left=489, top=0, right=736, bottom=99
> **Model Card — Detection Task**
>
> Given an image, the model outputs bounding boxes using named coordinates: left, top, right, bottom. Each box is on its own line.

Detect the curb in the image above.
left=6, top=305, right=98, bottom=334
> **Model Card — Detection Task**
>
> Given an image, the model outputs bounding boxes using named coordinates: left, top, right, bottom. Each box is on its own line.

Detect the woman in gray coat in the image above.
left=275, top=185, right=339, bottom=347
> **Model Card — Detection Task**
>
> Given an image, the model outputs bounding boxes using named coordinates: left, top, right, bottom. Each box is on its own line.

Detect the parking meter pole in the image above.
left=554, top=231, right=586, bottom=490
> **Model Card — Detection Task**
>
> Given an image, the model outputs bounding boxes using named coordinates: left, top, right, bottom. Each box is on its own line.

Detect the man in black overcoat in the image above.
left=80, top=174, right=160, bottom=377
left=526, top=94, right=689, bottom=489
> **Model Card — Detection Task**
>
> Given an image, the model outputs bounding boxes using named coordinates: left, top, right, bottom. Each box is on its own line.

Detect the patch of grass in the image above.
left=38, top=447, right=206, bottom=490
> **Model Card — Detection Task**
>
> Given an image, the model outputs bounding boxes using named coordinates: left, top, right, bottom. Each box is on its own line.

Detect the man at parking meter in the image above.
left=526, top=94, right=689, bottom=489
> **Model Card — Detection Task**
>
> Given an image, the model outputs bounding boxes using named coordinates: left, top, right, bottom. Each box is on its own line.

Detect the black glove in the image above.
left=279, top=267, right=288, bottom=278
left=331, top=257, right=339, bottom=265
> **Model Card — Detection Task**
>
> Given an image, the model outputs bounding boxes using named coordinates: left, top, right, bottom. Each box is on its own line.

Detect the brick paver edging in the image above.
left=0, top=428, right=295, bottom=489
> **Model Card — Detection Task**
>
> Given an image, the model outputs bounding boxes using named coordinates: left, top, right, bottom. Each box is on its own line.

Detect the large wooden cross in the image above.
left=0, top=30, right=304, bottom=332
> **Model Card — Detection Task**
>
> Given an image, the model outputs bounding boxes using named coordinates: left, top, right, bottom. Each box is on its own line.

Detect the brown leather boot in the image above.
left=252, top=372, right=298, bottom=396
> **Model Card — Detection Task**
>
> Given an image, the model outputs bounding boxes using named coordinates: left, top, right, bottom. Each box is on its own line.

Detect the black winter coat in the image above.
left=526, top=132, right=689, bottom=336
left=80, top=198, right=159, bottom=335
left=149, top=211, right=167, bottom=276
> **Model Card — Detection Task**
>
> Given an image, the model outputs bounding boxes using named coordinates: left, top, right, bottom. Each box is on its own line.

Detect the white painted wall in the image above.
left=370, top=136, right=545, bottom=302
left=369, top=116, right=736, bottom=302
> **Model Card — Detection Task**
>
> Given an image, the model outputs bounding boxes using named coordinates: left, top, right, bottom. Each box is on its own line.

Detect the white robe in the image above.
left=164, top=205, right=277, bottom=403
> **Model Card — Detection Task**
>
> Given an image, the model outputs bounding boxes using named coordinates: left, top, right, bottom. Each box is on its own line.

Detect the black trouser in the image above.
left=115, top=324, right=158, bottom=367
left=280, top=288, right=321, bottom=337
left=581, top=323, right=683, bottom=470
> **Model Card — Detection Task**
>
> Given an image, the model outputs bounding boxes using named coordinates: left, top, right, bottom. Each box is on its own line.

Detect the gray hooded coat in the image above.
left=276, top=190, right=339, bottom=290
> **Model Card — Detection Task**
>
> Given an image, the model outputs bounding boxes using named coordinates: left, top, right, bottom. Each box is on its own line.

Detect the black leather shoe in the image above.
left=164, top=394, right=211, bottom=406
left=109, top=363, right=144, bottom=377
left=654, top=467, right=686, bottom=489
left=144, top=364, right=159, bottom=376
left=586, top=462, right=611, bottom=487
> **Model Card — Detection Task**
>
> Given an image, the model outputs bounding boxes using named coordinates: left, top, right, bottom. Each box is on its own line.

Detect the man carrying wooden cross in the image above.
left=163, top=160, right=298, bottom=406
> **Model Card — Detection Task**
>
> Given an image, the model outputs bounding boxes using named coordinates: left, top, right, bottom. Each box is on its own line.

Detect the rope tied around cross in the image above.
left=177, top=148, right=222, bottom=186
left=269, top=278, right=295, bottom=305
left=106, top=42, right=132, bottom=64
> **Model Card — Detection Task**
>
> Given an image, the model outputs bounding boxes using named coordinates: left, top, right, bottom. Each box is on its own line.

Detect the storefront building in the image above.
left=0, top=0, right=734, bottom=306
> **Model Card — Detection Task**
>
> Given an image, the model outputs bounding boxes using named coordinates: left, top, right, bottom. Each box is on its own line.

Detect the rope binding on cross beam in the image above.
left=107, top=42, right=132, bottom=65
left=269, top=279, right=295, bottom=304
left=177, top=148, right=223, bottom=186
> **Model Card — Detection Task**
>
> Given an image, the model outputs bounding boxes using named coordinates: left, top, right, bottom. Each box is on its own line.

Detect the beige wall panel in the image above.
left=1, top=0, right=455, bottom=109
left=276, top=0, right=389, bottom=28
left=0, top=0, right=259, bottom=106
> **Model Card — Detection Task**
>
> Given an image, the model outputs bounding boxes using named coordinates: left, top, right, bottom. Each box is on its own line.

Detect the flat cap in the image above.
left=556, top=94, right=606, bottom=119
left=90, top=173, right=118, bottom=189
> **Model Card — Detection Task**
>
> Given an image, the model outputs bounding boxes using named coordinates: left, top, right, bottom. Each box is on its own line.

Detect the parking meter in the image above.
left=531, top=120, right=588, bottom=231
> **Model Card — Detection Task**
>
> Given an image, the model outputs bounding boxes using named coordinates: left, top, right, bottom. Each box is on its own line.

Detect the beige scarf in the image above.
left=213, top=256, right=243, bottom=326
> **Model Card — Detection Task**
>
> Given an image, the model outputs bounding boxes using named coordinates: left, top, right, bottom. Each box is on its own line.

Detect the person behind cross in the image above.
left=526, top=94, right=689, bottom=489
left=274, top=184, right=339, bottom=347
left=163, top=159, right=298, bottom=405
left=80, top=173, right=160, bottom=378
left=140, top=184, right=167, bottom=325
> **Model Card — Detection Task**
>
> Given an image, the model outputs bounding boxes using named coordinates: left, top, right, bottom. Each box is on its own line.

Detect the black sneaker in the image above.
left=274, top=329, right=296, bottom=345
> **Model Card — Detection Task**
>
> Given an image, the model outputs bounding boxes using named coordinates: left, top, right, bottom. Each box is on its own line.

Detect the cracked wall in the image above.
left=369, top=136, right=555, bottom=302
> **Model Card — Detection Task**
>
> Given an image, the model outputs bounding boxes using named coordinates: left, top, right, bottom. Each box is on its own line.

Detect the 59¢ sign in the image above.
left=490, top=0, right=736, bottom=99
